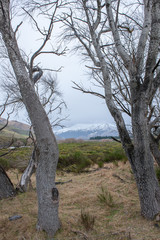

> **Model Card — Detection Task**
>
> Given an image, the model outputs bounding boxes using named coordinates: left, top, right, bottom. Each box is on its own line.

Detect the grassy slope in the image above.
left=0, top=162, right=160, bottom=240
left=0, top=124, right=29, bottom=139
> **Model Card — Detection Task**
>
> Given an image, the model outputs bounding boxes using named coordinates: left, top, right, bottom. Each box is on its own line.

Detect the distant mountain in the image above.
left=0, top=117, right=119, bottom=140
left=0, top=117, right=30, bottom=138
left=55, top=123, right=118, bottom=139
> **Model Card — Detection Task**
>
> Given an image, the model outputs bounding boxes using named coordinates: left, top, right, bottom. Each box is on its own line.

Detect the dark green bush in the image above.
left=58, top=150, right=92, bottom=172
left=104, top=148, right=127, bottom=163
left=0, top=147, right=32, bottom=172
left=0, top=158, right=10, bottom=170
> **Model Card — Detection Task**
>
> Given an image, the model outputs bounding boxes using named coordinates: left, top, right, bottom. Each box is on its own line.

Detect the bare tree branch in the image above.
left=72, top=81, right=105, bottom=99
left=105, top=0, right=131, bottom=69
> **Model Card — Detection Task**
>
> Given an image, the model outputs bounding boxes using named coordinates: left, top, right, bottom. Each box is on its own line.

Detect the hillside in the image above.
left=0, top=118, right=119, bottom=140
left=0, top=117, right=30, bottom=139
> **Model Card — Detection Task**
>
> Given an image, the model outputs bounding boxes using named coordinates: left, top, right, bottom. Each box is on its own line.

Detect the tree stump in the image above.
left=0, top=166, right=15, bottom=200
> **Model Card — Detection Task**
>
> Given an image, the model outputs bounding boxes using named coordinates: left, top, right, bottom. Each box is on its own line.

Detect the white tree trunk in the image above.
left=19, top=150, right=36, bottom=192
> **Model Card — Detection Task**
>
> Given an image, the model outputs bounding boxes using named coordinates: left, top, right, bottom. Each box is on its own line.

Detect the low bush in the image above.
left=0, top=147, right=32, bottom=172
left=104, top=147, right=127, bottom=163
left=97, top=160, right=104, bottom=168
left=58, top=150, right=92, bottom=172
left=0, top=157, right=10, bottom=170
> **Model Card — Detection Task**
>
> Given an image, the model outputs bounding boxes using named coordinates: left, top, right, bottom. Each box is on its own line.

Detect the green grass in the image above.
left=0, top=123, right=29, bottom=139
left=0, top=129, right=28, bottom=139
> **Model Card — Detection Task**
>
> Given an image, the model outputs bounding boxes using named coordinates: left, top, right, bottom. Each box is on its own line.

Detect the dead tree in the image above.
left=61, top=0, right=160, bottom=220
left=0, top=0, right=66, bottom=236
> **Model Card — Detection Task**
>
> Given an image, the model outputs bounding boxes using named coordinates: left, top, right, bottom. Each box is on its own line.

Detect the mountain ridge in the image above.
left=55, top=123, right=118, bottom=139
left=0, top=117, right=118, bottom=139
left=0, top=117, right=30, bottom=138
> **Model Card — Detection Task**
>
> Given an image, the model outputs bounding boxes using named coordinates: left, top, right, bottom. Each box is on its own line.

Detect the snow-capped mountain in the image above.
left=55, top=123, right=118, bottom=139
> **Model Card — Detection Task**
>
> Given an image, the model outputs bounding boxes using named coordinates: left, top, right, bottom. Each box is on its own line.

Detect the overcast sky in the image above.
left=0, top=8, right=116, bottom=127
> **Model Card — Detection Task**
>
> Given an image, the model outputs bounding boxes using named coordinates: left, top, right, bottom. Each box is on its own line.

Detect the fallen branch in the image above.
left=83, top=166, right=110, bottom=173
left=72, top=230, right=132, bottom=240
left=9, top=215, right=22, bottom=221
left=55, top=179, right=72, bottom=185
left=62, top=166, right=110, bottom=174
left=72, top=230, right=89, bottom=240
left=112, top=173, right=126, bottom=183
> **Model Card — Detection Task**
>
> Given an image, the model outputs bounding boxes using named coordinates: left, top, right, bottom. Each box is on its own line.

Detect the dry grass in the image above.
left=1, top=162, right=160, bottom=240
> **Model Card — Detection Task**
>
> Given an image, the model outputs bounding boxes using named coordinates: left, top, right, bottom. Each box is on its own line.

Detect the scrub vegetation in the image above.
left=0, top=140, right=127, bottom=172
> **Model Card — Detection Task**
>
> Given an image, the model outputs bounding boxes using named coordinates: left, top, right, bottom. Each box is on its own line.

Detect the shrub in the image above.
left=104, top=148, right=127, bottom=163
left=58, top=151, right=92, bottom=172
left=0, top=158, right=10, bottom=170
left=0, top=147, right=32, bottom=172
left=97, top=160, right=104, bottom=168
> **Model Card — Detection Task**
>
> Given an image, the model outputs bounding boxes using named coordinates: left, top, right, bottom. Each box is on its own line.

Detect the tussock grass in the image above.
left=97, top=186, right=115, bottom=207
left=1, top=162, right=160, bottom=240
left=80, top=209, right=95, bottom=231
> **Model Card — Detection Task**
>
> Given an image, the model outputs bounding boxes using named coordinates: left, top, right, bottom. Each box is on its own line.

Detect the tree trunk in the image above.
left=36, top=147, right=60, bottom=235
left=0, top=166, right=15, bottom=200
left=0, top=1, right=60, bottom=236
left=105, top=82, right=160, bottom=219
left=131, top=95, right=160, bottom=219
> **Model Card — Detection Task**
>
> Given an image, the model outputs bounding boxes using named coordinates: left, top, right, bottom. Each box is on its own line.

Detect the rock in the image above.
left=9, top=215, right=22, bottom=221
